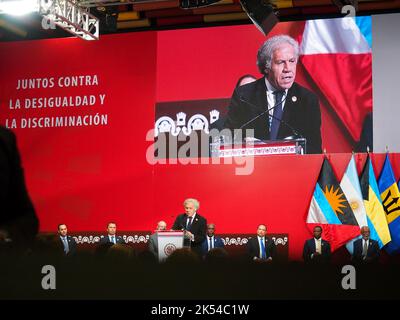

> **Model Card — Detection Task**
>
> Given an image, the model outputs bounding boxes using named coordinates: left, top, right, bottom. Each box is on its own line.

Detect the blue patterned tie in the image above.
left=260, top=238, right=266, bottom=259
left=270, top=90, right=285, bottom=140
left=186, top=217, right=193, bottom=230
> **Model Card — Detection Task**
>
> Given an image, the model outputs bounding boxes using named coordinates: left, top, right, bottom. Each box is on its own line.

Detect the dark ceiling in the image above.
left=1, top=0, right=400, bottom=41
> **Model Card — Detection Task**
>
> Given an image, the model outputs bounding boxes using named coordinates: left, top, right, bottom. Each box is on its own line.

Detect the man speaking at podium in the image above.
left=172, top=198, right=207, bottom=256
left=223, top=35, right=322, bottom=154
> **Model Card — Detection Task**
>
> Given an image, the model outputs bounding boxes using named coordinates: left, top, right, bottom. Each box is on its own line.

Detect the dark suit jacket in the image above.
left=302, top=238, right=331, bottom=263
left=200, top=236, right=225, bottom=255
left=59, top=235, right=78, bottom=256
left=223, top=78, right=322, bottom=154
left=247, top=236, right=276, bottom=260
left=148, top=233, right=158, bottom=257
left=172, top=213, right=207, bottom=254
left=99, top=235, right=125, bottom=245
left=0, top=126, right=38, bottom=247
left=352, top=238, right=380, bottom=263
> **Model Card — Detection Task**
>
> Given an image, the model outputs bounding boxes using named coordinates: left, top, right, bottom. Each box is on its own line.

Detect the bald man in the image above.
left=200, top=223, right=225, bottom=256
left=148, top=220, right=167, bottom=257
left=352, top=226, right=380, bottom=264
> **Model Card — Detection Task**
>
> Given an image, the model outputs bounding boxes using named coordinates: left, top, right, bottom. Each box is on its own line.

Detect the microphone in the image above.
left=238, top=95, right=304, bottom=140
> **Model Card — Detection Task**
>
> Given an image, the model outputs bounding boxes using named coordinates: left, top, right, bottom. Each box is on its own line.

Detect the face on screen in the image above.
left=266, top=43, right=297, bottom=90
left=107, top=223, right=117, bottom=235
left=184, top=202, right=196, bottom=217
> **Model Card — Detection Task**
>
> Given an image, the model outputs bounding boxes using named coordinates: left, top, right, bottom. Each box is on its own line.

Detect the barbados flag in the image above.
left=307, top=157, right=360, bottom=251
left=378, top=154, right=400, bottom=254
left=360, top=155, right=391, bottom=248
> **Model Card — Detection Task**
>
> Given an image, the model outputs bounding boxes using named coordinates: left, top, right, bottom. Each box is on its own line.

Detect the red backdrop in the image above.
left=0, top=23, right=387, bottom=260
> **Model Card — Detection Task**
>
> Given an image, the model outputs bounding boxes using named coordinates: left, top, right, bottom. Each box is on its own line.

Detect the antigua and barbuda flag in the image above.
left=307, top=157, right=360, bottom=251
left=360, top=155, right=391, bottom=248
left=340, top=155, right=366, bottom=254
left=378, top=154, right=400, bottom=254
left=300, top=16, right=372, bottom=142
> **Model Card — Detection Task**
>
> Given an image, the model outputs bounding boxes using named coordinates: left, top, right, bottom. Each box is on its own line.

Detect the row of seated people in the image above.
left=54, top=220, right=379, bottom=265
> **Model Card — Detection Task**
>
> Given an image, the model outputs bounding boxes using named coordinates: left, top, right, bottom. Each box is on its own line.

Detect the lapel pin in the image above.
left=292, top=96, right=297, bottom=102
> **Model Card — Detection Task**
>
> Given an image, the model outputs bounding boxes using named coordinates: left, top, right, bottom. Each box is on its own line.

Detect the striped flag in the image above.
left=360, top=155, right=391, bottom=248
left=378, top=154, right=400, bottom=254
left=300, top=17, right=372, bottom=141
left=307, top=157, right=360, bottom=251
left=340, top=155, right=366, bottom=253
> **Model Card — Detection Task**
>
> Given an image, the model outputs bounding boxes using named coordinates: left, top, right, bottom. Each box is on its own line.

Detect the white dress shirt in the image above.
left=264, top=78, right=288, bottom=128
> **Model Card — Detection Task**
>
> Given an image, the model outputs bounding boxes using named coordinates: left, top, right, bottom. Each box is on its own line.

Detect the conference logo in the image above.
left=164, top=243, right=177, bottom=256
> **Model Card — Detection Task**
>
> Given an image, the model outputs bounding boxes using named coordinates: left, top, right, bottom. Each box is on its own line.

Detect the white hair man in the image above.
left=172, top=198, right=207, bottom=256
left=223, top=34, right=322, bottom=154
left=148, top=220, right=167, bottom=257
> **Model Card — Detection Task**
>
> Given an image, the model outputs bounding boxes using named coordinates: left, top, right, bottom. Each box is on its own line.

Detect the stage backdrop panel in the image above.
left=0, top=32, right=158, bottom=231
left=0, top=19, right=393, bottom=261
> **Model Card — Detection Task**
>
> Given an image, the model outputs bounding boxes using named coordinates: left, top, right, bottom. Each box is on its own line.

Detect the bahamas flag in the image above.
left=340, top=155, right=366, bottom=253
left=307, top=157, right=360, bottom=251
left=378, top=154, right=400, bottom=254
left=360, top=155, right=391, bottom=248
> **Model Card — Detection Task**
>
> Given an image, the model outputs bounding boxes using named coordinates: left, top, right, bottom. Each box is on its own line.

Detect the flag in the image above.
left=307, top=157, right=360, bottom=251
left=360, top=155, right=391, bottom=248
left=378, top=154, right=400, bottom=254
left=300, top=17, right=372, bottom=141
left=340, top=155, right=366, bottom=253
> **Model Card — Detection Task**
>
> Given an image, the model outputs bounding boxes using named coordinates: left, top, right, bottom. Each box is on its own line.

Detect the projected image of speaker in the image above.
left=240, top=0, right=279, bottom=35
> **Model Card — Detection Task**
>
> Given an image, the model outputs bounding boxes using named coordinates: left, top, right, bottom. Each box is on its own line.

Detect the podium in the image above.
left=210, top=138, right=306, bottom=157
left=156, top=230, right=185, bottom=262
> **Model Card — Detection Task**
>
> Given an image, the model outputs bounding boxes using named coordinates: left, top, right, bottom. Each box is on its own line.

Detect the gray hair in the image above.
left=257, top=34, right=299, bottom=75
left=183, top=198, right=200, bottom=210
left=157, top=220, right=167, bottom=228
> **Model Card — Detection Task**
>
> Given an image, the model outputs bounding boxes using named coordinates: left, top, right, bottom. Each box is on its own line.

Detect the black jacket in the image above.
left=59, top=235, right=78, bottom=256
left=0, top=126, right=38, bottom=246
left=352, top=238, right=380, bottom=263
left=224, top=78, right=322, bottom=154
left=247, top=236, right=276, bottom=260
left=172, top=213, right=207, bottom=254
left=302, top=238, right=331, bottom=263
left=99, top=235, right=125, bottom=245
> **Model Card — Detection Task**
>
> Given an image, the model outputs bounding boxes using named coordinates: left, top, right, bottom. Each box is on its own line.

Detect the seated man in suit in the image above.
left=302, top=225, right=331, bottom=263
left=57, top=223, right=77, bottom=256
left=247, top=224, right=276, bottom=262
left=148, top=220, right=167, bottom=258
left=172, top=198, right=207, bottom=256
left=201, top=223, right=225, bottom=256
left=99, top=222, right=124, bottom=245
left=0, top=126, right=39, bottom=249
left=352, top=226, right=380, bottom=264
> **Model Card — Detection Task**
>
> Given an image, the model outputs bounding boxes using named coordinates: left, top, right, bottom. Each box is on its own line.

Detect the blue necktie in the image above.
left=62, top=237, right=69, bottom=254
left=186, top=217, right=193, bottom=230
left=260, top=238, right=266, bottom=259
left=270, top=90, right=285, bottom=140
left=209, top=237, right=213, bottom=251
left=111, top=236, right=115, bottom=244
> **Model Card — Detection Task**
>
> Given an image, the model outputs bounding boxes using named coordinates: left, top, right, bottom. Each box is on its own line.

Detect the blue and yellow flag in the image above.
left=360, top=155, right=391, bottom=248
left=378, top=154, right=400, bottom=254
